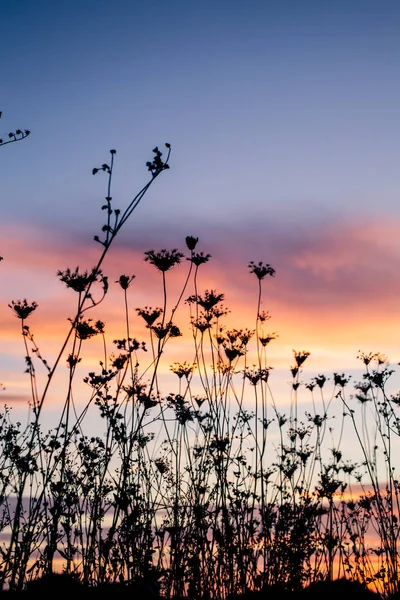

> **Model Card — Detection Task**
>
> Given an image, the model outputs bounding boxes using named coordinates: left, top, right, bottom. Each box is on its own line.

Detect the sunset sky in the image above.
left=1, top=0, right=400, bottom=415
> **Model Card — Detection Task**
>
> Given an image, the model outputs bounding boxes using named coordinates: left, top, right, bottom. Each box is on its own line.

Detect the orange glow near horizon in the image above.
left=2, top=216, right=400, bottom=410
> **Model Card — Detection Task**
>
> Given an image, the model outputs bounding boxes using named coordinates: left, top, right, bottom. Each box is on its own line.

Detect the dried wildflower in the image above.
left=357, top=351, right=376, bottom=366
left=224, top=347, right=244, bottom=362
left=249, top=261, right=275, bottom=280
left=191, top=317, right=212, bottom=332
left=168, top=323, right=182, bottom=338
left=170, top=362, right=195, bottom=379
left=368, top=367, right=394, bottom=389
left=259, top=333, right=278, bottom=347
left=226, top=329, right=241, bottom=343
left=188, top=252, right=211, bottom=266
left=139, top=395, right=158, bottom=410
left=111, top=354, right=129, bottom=370
left=185, top=235, right=199, bottom=251
left=258, top=310, right=271, bottom=322
left=212, top=306, right=229, bottom=319
left=277, top=413, right=287, bottom=427
left=197, top=290, right=224, bottom=312
left=113, top=337, right=146, bottom=352
left=95, top=320, right=105, bottom=333
left=92, top=162, right=111, bottom=175
left=333, top=373, right=351, bottom=387
left=84, top=368, right=117, bottom=387
left=146, top=145, right=170, bottom=177
left=293, top=350, right=310, bottom=367
left=70, top=318, right=101, bottom=340
left=123, top=382, right=147, bottom=399
left=193, top=396, right=207, bottom=407
left=136, top=306, right=163, bottom=327
left=167, top=394, right=194, bottom=424
left=375, top=353, right=389, bottom=365
left=144, top=249, right=184, bottom=272
left=243, top=367, right=272, bottom=385
left=57, top=266, right=100, bottom=293
left=9, top=299, right=38, bottom=320
left=217, top=362, right=234, bottom=375
left=390, top=392, right=400, bottom=406
left=66, top=354, right=81, bottom=369
left=313, top=375, right=328, bottom=388
left=152, top=322, right=181, bottom=339
left=239, top=329, right=254, bottom=346
left=116, top=274, right=135, bottom=290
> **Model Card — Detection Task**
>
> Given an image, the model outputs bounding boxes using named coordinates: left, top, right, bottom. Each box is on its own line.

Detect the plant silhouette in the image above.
left=1, top=146, right=400, bottom=599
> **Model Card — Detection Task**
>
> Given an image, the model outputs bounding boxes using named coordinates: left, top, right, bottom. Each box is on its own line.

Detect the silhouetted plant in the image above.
left=2, top=142, right=400, bottom=599
left=0, top=111, right=30, bottom=147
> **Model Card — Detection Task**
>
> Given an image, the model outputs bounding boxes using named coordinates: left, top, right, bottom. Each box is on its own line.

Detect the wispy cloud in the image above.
left=2, top=214, right=400, bottom=382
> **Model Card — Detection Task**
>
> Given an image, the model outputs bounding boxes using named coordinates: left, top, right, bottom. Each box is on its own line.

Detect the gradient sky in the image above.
left=1, top=0, right=400, bottom=416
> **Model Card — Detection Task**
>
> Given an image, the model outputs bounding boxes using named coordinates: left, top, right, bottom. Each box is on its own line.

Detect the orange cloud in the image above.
left=1, top=215, right=400, bottom=410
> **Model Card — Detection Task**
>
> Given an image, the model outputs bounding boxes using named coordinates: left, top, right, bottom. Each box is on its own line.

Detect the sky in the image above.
left=1, top=0, right=400, bottom=419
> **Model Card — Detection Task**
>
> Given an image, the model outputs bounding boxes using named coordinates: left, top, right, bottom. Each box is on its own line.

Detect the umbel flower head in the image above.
left=186, top=290, right=224, bottom=312
left=144, top=249, right=184, bottom=272
left=9, top=299, right=38, bottom=320
left=248, top=261, right=275, bottom=280
left=136, top=307, right=163, bottom=327
left=58, top=266, right=101, bottom=293
left=170, top=362, right=196, bottom=379
left=68, top=318, right=103, bottom=340
left=116, top=274, right=135, bottom=290
left=188, top=252, right=211, bottom=266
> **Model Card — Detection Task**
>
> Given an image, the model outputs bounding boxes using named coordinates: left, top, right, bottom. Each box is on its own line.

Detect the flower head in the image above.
left=293, top=350, right=310, bottom=367
left=249, top=261, right=275, bottom=280
left=145, top=145, right=170, bottom=177
left=185, top=236, right=199, bottom=251
left=144, top=249, right=184, bottom=272
left=136, top=307, right=163, bottom=327
left=152, top=322, right=181, bottom=339
left=58, top=266, right=100, bottom=293
left=170, top=362, right=196, bottom=379
left=197, top=290, right=224, bottom=312
left=69, top=318, right=102, bottom=340
left=9, top=299, right=38, bottom=320
left=243, top=367, right=272, bottom=386
left=187, top=252, right=211, bottom=267
left=259, top=333, right=278, bottom=347
left=116, top=274, right=135, bottom=290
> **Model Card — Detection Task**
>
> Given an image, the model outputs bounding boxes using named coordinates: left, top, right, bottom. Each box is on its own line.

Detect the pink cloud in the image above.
left=2, top=214, right=400, bottom=381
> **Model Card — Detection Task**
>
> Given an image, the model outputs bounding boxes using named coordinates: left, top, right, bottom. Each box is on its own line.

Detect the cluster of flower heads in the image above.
left=145, top=145, right=171, bottom=177
left=170, top=362, right=196, bottom=379
left=243, top=367, right=272, bottom=386
left=68, top=318, right=105, bottom=340
left=0, top=113, right=30, bottom=147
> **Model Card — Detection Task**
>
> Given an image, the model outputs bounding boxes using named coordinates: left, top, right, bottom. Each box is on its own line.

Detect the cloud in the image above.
left=1, top=214, right=400, bottom=377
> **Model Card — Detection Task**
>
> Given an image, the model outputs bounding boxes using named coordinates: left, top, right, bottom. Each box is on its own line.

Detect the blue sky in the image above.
left=2, top=0, right=400, bottom=229
left=1, top=0, right=400, bottom=410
